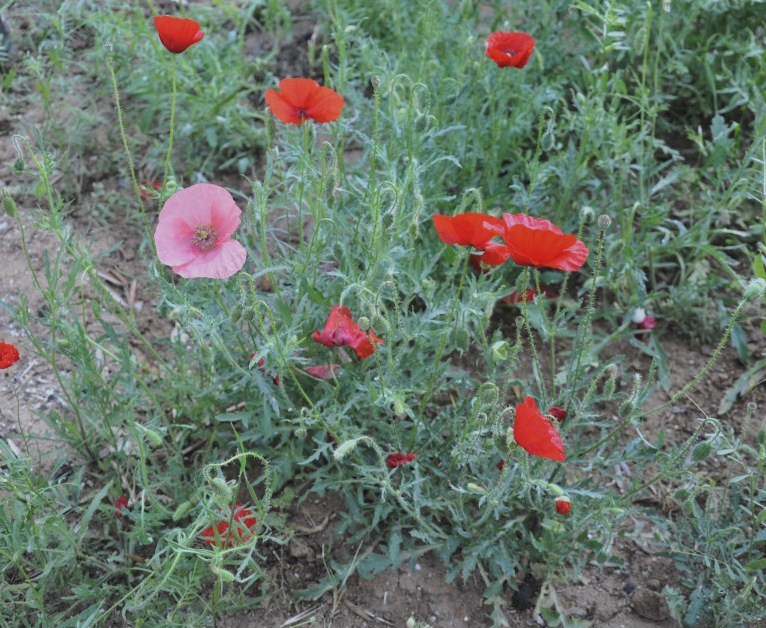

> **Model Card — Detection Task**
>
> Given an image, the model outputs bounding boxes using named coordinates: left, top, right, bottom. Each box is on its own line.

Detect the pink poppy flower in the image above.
left=154, top=183, right=247, bottom=279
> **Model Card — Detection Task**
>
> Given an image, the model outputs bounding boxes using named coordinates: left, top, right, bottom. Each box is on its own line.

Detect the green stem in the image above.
left=161, top=55, right=177, bottom=200
left=521, top=266, right=548, bottom=405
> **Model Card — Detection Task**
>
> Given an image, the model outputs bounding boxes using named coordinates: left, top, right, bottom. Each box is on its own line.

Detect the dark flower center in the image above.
left=191, top=224, right=218, bottom=250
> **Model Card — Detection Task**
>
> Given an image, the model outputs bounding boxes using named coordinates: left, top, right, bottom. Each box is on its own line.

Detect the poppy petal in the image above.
left=432, top=212, right=504, bottom=248
left=264, top=89, right=304, bottom=125
left=514, top=396, right=565, bottom=461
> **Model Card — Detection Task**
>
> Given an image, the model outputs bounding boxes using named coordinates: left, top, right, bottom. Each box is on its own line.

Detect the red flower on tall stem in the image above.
left=514, top=396, right=566, bottom=461
left=0, top=342, right=20, bottom=369
left=486, top=31, right=535, bottom=68
left=312, top=305, right=383, bottom=359
left=153, top=16, right=204, bottom=54
left=200, top=503, right=257, bottom=547
left=386, top=453, right=417, bottom=468
left=265, top=78, right=345, bottom=125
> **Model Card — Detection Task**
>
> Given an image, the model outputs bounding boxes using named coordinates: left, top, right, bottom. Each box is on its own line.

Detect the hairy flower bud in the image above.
left=2, top=189, right=17, bottom=218
left=210, top=477, right=232, bottom=502
left=597, top=214, right=612, bottom=230
left=743, top=278, right=766, bottom=303
left=333, top=437, right=361, bottom=461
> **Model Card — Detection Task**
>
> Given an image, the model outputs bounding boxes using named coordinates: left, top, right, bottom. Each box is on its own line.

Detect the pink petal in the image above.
left=155, top=217, right=198, bottom=266
left=172, top=240, right=247, bottom=279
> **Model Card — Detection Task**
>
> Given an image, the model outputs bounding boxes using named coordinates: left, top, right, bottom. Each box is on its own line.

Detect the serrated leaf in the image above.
left=745, top=558, right=766, bottom=572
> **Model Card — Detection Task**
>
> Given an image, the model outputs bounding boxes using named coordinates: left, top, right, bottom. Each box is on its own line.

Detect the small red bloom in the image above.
left=486, top=31, right=535, bottom=69
left=634, top=313, right=657, bottom=341
left=200, top=503, right=257, bottom=547
left=514, top=396, right=566, bottom=462
left=153, top=16, right=204, bottom=54
left=115, top=495, right=129, bottom=518
left=497, top=460, right=505, bottom=471
left=249, top=353, right=281, bottom=386
left=139, top=181, right=163, bottom=202
left=312, top=305, right=383, bottom=359
left=432, top=212, right=504, bottom=249
left=305, top=363, right=341, bottom=379
left=264, top=78, right=344, bottom=125
left=555, top=496, right=571, bottom=516
left=0, top=342, right=20, bottom=369
left=548, top=406, right=567, bottom=421
left=386, top=452, right=417, bottom=468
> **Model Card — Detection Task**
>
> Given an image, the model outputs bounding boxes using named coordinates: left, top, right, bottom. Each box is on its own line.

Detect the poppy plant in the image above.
left=488, top=213, right=589, bottom=272
left=154, top=183, right=247, bottom=279
left=312, top=305, right=383, bottom=359
left=153, top=16, right=204, bottom=54
left=514, top=396, right=566, bottom=462
left=486, top=31, right=535, bottom=69
left=264, top=78, right=345, bottom=125
left=0, top=342, right=20, bottom=369
left=632, top=308, right=657, bottom=341
left=249, top=353, right=281, bottom=386
left=200, top=503, right=257, bottom=547
left=386, top=453, right=417, bottom=468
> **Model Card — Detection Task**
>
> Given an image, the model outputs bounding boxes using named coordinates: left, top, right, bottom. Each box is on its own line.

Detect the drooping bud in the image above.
left=333, top=437, right=361, bottom=461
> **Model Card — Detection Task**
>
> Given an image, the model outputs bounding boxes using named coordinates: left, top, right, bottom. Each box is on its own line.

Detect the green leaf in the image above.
left=744, top=558, right=766, bottom=572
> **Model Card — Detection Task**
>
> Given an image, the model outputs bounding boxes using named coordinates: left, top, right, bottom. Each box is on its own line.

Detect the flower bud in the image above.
left=580, top=206, right=595, bottom=223
left=555, top=495, right=571, bottom=516
left=466, top=483, right=486, bottom=494
left=691, top=441, right=713, bottom=462
left=229, top=304, right=243, bottom=323
left=172, top=500, right=194, bottom=521
left=597, top=214, right=612, bottom=230
left=334, top=437, right=361, bottom=461
left=210, top=477, right=232, bottom=502
left=631, top=307, right=647, bottom=324
left=743, top=278, right=766, bottom=303
left=2, top=189, right=18, bottom=218
left=210, top=560, right=236, bottom=582
left=357, top=316, right=370, bottom=330
left=11, top=157, right=25, bottom=175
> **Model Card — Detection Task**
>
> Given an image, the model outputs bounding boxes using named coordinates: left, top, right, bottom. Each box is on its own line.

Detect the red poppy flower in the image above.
left=432, top=212, right=504, bottom=249
left=312, top=305, right=383, bottom=359
left=633, top=310, right=657, bottom=341
left=0, top=342, right=20, bottom=369
left=555, top=496, right=571, bottom=516
left=115, top=495, right=129, bottom=518
left=548, top=406, right=567, bottom=421
left=497, top=460, right=505, bottom=471
left=264, top=78, right=345, bottom=125
left=513, top=396, right=565, bottom=462
left=153, top=16, right=204, bottom=54
left=200, top=503, right=257, bottom=547
left=305, top=363, right=341, bottom=379
left=486, top=31, right=535, bottom=69
left=490, top=213, right=588, bottom=272
left=386, top=452, right=417, bottom=468
left=499, top=289, right=538, bottom=305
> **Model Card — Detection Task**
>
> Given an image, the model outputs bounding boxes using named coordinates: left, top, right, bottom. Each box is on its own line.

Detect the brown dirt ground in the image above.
left=3, top=3, right=765, bottom=627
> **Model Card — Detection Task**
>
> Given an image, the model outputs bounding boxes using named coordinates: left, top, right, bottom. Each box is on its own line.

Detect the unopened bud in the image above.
left=172, top=500, right=194, bottom=521
left=334, top=437, right=361, bottom=461
left=555, top=495, right=571, bottom=516
left=691, top=441, right=713, bottom=462
left=466, top=483, right=486, bottom=494
left=210, top=560, right=236, bottom=582
left=631, top=307, right=647, bottom=324
left=229, top=304, right=243, bottom=323
left=580, top=206, right=595, bottom=223
left=743, top=278, right=766, bottom=302
left=2, top=189, right=18, bottom=218
left=371, top=75, right=381, bottom=88
left=210, top=477, right=232, bottom=502
left=506, top=426, right=515, bottom=450
left=357, top=316, right=370, bottom=330
left=11, top=157, right=25, bottom=175
left=619, top=399, right=635, bottom=417
left=597, top=214, right=612, bottom=230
